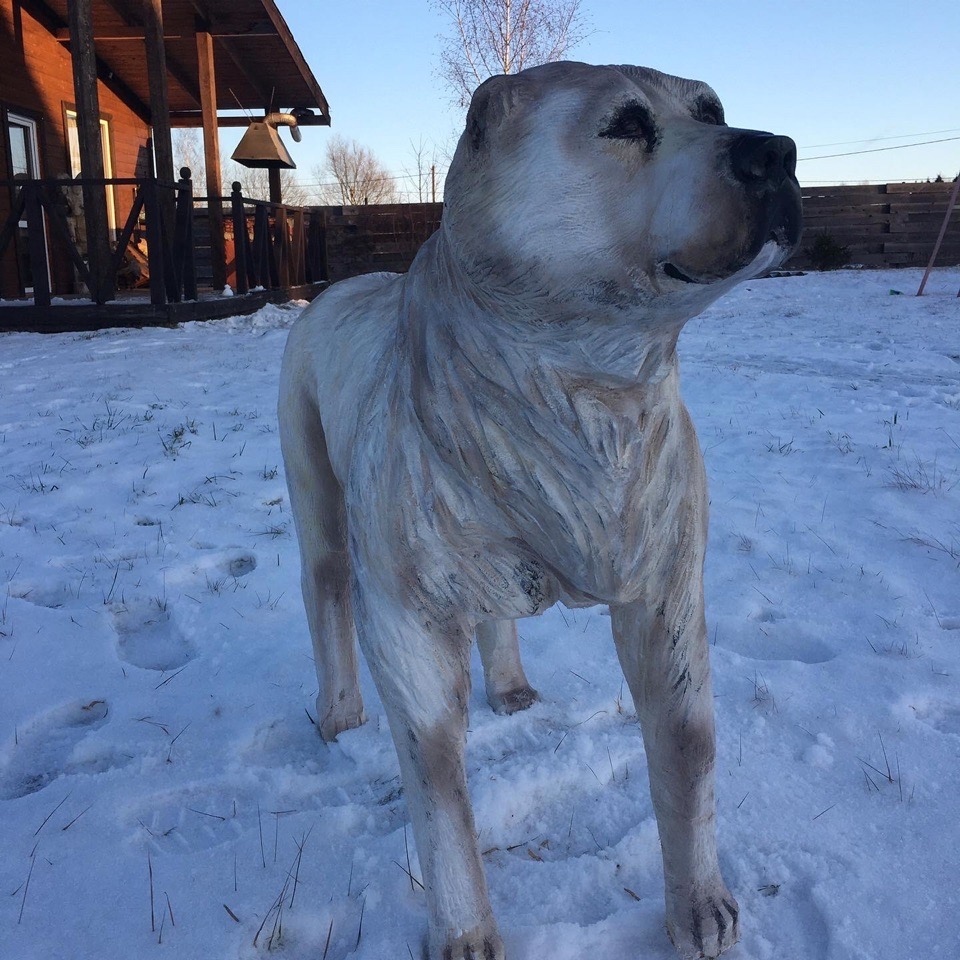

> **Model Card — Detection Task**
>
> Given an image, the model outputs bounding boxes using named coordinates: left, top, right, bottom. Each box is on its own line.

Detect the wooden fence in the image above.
left=788, top=181, right=960, bottom=269
left=311, top=183, right=959, bottom=279
left=313, top=203, right=444, bottom=282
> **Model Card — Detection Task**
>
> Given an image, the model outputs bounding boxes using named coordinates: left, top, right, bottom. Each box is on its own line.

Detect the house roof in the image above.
left=27, top=0, right=330, bottom=127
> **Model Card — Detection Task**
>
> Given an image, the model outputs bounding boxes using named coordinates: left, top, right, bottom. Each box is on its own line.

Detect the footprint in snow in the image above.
left=128, top=786, right=246, bottom=855
left=224, top=552, right=257, bottom=578
left=111, top=601, right=197, bottom=671
left=913, top=701, right=960, bottom=738
left=720, top=628, right=836, bottom=665
left=0, top=699, right=115, bottom=800
left=8, top=580, right=73, bottom=609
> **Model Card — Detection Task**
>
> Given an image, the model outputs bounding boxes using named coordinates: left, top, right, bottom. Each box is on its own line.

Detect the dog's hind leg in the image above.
left=357, top=598, right=504, bottom=960
left=476, top=619, right=539, bottom=715
left=611, top=575, right=739, bottom=958
left=279, top=389, right=365, bottom=743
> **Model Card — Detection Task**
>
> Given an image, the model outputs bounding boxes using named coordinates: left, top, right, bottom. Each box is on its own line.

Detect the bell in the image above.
left=231, top=121, right=296, bottom=169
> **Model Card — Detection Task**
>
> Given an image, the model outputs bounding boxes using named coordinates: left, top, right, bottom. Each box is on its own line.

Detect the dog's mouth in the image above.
left=662, top=262, right=708, bottom=285
left=661, top=228, right=795, bottom=288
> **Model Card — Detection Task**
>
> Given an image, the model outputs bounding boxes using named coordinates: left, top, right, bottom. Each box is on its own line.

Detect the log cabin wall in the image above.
left=0, top=0, right=150, bottom=296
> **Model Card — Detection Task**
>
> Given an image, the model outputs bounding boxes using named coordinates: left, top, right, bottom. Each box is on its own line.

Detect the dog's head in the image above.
left=443, top=62, right=802, bottom=318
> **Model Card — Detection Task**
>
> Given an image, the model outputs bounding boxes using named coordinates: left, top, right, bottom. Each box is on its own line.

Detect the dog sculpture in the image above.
left=279, top=61, right=801, bottom=960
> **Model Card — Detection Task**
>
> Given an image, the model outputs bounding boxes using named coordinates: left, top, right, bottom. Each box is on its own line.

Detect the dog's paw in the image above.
left=317, top=695, right=367, bottom=743
left=666, top=889, right=740, bottom=959
left=487, top=684, right=540, bottom=716
left=431, top=922, right=505, bottom=960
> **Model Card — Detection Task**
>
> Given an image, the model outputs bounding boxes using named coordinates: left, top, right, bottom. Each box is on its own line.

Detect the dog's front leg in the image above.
left=611, top=594, right=739, bottom=960
left=355, top=594, right=504, bottom=960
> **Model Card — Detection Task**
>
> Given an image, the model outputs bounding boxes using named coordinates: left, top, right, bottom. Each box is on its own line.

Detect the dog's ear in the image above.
left=466, top=73, right=530, bottom=151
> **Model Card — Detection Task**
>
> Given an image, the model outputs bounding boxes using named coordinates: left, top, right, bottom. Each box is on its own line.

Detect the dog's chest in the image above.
left=450, top=371, right=694, bottom=606
left=360, top=342, right=701, bottom=615
left=489, top=405, right=668, bottom=596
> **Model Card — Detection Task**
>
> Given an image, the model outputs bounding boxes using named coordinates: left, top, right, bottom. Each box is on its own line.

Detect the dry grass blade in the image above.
left=148, top=849, right=156, bottom=933
left=403, top=824, right=417, bottom=893
left=391, top=859, right=425, bottom=891
left=154, top=665, right=190, bottom=690
left=252, top=876, right=290, bottom=949
left=258, top=802, right=266, bottom=868
left=165, top=723, right=191, bottom=763
left=34, top=791, right=72, bottom=836
left=812, top=802, right=838, bottom=821
left=17, top=846, right=37, bottom=924
left=355, top=896, right=366, bottom=950
left=188, top=807, right=226, bottom=821
left=288, top=827, right=313, bottom=909
left=62, top=803, right=95, bottom=832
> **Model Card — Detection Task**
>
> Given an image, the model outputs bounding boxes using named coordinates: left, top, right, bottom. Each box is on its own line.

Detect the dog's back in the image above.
left=280, top=271, right=403, bottom=485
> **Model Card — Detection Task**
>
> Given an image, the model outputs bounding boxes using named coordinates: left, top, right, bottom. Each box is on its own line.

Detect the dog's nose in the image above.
left=730, top=133, right=797, bottom=187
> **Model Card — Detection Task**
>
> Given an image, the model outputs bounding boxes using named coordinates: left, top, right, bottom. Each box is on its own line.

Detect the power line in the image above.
left=801, top=128, right=960, bottom=149
left=799, top=135, right=960, bottom=162
left=297, top=170, right=445, bottom=189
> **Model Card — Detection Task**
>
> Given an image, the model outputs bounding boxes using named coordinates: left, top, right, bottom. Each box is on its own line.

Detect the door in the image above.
left=6, top=112, right=49, bottom=295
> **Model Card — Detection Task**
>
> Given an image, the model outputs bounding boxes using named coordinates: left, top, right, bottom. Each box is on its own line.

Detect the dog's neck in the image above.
left=404, top=230, right=687, bottom=390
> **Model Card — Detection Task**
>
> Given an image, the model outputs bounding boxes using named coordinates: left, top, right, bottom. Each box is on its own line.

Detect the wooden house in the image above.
left=0, top=0, right=330, bottom=331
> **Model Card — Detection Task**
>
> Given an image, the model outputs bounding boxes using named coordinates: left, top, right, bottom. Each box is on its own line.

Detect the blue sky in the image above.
left=224, top=0, right=960, bottom=195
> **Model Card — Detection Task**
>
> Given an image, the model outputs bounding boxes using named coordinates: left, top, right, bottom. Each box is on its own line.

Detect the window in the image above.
left=64, top=109, right=117, bottom=234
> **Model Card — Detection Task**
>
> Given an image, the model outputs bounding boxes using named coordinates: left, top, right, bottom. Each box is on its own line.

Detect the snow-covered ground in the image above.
left=1, top=268, right=958, bottom=960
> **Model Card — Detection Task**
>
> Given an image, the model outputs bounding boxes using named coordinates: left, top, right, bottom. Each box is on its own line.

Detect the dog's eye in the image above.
left=692, top=96, right=725, bottom=126
left=599, top=102, right=660, bottom=152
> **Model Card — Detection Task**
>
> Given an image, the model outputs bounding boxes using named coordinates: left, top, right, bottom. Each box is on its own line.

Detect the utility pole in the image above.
left=431, top=164, right=436, bottom=204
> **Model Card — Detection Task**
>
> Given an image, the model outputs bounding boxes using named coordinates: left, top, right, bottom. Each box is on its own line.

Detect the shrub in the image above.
left=805, top=232, right=851, bottom=271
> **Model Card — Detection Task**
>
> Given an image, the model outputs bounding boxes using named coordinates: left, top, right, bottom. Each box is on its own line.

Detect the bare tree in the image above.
left=433, top=0, right=590, bottom=107
left=404, top=136, right=439, bottom=203
left=225, top=161, right=312, bottom=207
left=172, top=128, right=207, bottom=194
left=313, top=135, right=399, bottom=206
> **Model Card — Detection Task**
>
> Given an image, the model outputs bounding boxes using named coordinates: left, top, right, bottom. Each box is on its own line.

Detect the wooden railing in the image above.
left=229, top=184, right=326, bottom=294
left=0, top=169, right=326, bottom=308
left=0, top=172, right=195, bottom=306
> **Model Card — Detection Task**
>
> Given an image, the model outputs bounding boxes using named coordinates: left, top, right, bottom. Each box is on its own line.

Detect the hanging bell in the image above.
left=231, top=120, right=296, bottom=169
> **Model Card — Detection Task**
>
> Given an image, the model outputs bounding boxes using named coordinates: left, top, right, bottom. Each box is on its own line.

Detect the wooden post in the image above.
left=23, top=183, right=51, bottom=306
left=291, top=209, right=305, bottom=286
left=231, top=182, right=249, bottom=295
left=66, top=0, right=115, bottom=303
left=174, top=168, right=198, bottom=301
left=141, top=177, right=166, bottom=306
left=196, top=23, right=226, bottom=292
left=269, top=168, right=282, bottom=205
left=141, top=0, right=174, bottom=185
left=142, top=0, right=176, bottom=282
left=274, top=207, right=292, bottom=288
left=916, top=174, right=960, bottom=297
left=252, top=204, right=271, bottom=288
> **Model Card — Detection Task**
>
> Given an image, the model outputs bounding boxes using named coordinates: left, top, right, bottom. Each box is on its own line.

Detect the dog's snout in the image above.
left=731, top=133, right=797, bottom=187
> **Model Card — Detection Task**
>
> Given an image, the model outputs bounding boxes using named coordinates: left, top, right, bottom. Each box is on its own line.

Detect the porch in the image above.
left=0, top=168, right=328, bottom=332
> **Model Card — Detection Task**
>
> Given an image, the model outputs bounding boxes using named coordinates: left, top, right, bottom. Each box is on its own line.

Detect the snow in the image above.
left=1, top=269, right=959, bottom=960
